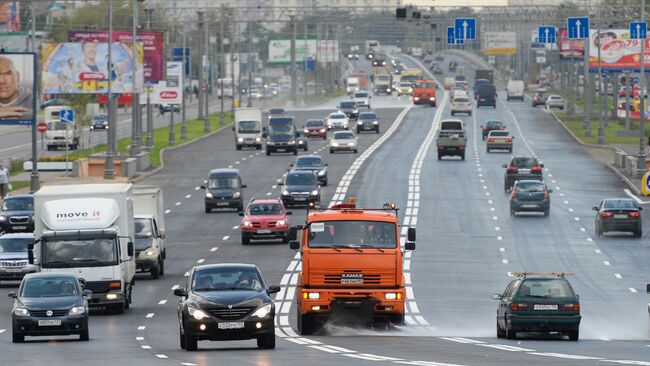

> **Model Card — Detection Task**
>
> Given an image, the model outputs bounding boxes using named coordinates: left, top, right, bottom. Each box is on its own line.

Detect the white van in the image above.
left=506, top=80, right=525, bottom=101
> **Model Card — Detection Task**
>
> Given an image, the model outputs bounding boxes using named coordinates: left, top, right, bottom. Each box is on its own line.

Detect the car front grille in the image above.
left=82, top=281, right=113, bottom=294
left=206, top=306, right=254, bottom=320
left=8, top=216, right=30, bottom=224
left=1, top=260, right=27, bottom=267
left=30, top=309, right=70, bottom=317
left=324, top=273, right=381, bottom=285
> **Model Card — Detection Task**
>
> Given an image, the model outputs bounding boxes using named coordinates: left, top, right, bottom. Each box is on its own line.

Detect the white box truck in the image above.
left=44, top=105, right=81, bottom=151
left=233, top=108, right=263, bottom=150
left=133, top=186, right=166, bottom=279
left=346, top=77, right=360, bottom=94
left=31, top=183, right=135, bottom=313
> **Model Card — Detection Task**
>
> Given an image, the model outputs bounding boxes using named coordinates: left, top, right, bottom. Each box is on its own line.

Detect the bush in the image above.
left=37, top=155, right=81, bottom=162
left=9, top=159, right=24, bottom=175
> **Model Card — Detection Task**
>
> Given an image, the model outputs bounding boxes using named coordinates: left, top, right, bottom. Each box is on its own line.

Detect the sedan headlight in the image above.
left=319, top=128, right=326, bottom=133
left=14, top=307, right=29, bottom=317
left=251, top=304, right=272, bottom=318
left=205, top=192, right=213, bottom=199
left=255, top=137, right=261, bottom=142
left=318, top=170, right=326, bottom=176
left=233, top=192, right=241, bottom=199
left=242, top=220, right=252, bottom=227
left=331, top=142, right=340, bottom=147
left=310, top=190, right=319, bottom=196
left=69, top=306, right=86, bottom=315
left=276, top=219, right=287, bottom=226
left=373, top=121, right=379, bottom=125
left=0, top=215, right=6, bottom=222
left=304, top=128, right=309, bottom=133
left=357, top=121, right=363, bottom=125
left=288, top=140, right=296, bottom=145
left=282, top=190, right=290, bottom=196
left=267, top=141, right=275, bottom=145
left=188, top=306, right=210, bottom=320
left=237, top=137, right=244, bottom=142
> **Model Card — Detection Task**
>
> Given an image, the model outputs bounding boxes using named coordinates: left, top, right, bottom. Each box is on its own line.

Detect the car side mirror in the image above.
left=638, top=207, right=643, bottom=211
left=159, top=232, right=166, bottom=239
left=127, top=241, right=134, bottom=257
left=539, top=163, right=544, bottom=168
left=28, top=248, right=34, bottom=265
left=200, top=185, right=206, bottom=190
left=502, top=163, right=508, bottom=168
left=267, top=285, right=281, bottom=294
left=241, top=184, right=247, bottom=188
left=173, top=288, right=188, bottom=297
left=647, top=284, right=650, bottom=293
left=289, top=163, right=294, bottom=167
left=404, top=242, right=415, bottom=251
left=289, top=226, right=298, bottom=241
left=592, top=206, right=599, bottom=211
left=407, top=227, right=416, bottom=242
left=492, top=294, right=503, bottom=300
left=511, top=136, right=515, bottom=139
left=286, top=211, right=293, bottom=215
left=83, top=289, right=93, bottom=297
left=238, top=212, right=244, bottom=216
left=8, top=292, right=17, bottom=299
left=289, top=241, right=300, bottom=250
left=548, top=189, right=553, bottom=193
left=278, top=182, right=284, bottom=186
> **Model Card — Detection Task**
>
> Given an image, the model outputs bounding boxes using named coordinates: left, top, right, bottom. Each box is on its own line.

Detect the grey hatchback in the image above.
left=510, top=180, right=552, bottom=216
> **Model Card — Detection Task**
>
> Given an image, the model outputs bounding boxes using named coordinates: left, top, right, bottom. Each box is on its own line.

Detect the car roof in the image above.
left=23, top=272, right=78, bottom=280
left=603, top=198, right=634, bottom=203
left=333, top=130, right=354, bottom=136
left=514, top=180, right=546, bottom=185
left=209, top=168, right=240, bottom=176
left=296, top=155, right=322, bottom=161
left=287, top=170, right=316, bottom=176
left=0, top=232, right=35, bottom=239
left=488, top=130, right=510, bottom=134
left=4, top=194, right=33, bottom=200
left=194, top=263, right=259, bottom=273
left=249, top=199, right=282, bottom=205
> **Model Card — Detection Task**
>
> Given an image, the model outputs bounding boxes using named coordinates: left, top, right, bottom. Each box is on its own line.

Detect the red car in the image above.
left=239, top=199, right=292, bottom=245
left=303, top=119, right=327, bottom=139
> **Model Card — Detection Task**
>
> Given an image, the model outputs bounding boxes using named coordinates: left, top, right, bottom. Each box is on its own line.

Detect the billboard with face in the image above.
left=0, top=52, right=35, bottom=125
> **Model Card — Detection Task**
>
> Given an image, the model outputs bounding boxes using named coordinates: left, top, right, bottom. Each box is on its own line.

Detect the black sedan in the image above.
left=10, top=272, right=90, bottom=342
left=174, top=263, right=280, bottom=351
left=503, top=156, right=544, bottom=192
left=0, top=194, right=34, bottom=233
left=90, top=114, right=108, bottom=131
left=290, top=155, right=328, bottom=186
left=279, top=171, right=320, bottom=207
left=356, top=111, right=380, bottom=134
left=482, top=120, right=505, bottom=140
left=594, top=198, right=642, bottom=237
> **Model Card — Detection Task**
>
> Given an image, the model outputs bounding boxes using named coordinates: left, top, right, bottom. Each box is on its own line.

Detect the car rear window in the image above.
left=335, top=132, right=354, bottom=140
left=603, top=199, right=637, bottom=209
left=517, top=279, right=575, bottom=298
left=511, top=157, right=538, bottom=168
left=355, top=92, right=368, bottom=98
left=516, top=182, right=545, bottom=192
left=486, top=121, right=503, bottom=127
left=489, top=131, right=509, bottom=137
left=454, top=97, right=469, bottom=103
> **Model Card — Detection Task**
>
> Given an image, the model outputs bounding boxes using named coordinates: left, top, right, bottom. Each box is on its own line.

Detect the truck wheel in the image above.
left=159, top=258, right=165, bottom=276
left=293, top=148, right=298, bottom=155
left=297, top=312, right=318, bottom=335
left=150, top=263, right=160, bottom=279
left=236, top=144, right=242, bottom=150
left=256, top=144, right=262, bottom=150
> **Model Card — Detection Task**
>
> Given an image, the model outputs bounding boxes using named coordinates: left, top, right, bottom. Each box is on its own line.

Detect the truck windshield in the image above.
left=134, top=218, right=153, bottom=239
left=308, top=220, right=397, bottom=249
left=47, top=122, right=67, bottom=131
left=268, top=118, right=294, bottom=135
left=415, top=82, right=434, bottom=89
left=42, top=236, right=119, bottom=268
left=376, top=75, right=390, bottom=81
left=238, top=121, right=260, bottom=133
left=208, top=176, right=239, bottom=189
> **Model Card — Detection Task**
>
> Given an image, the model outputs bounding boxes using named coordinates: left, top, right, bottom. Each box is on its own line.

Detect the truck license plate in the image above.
left=12, top=226, right=26, bottom=230
left=533, top=304, right=558, bottom=310
left=218, top=322, right=244, bottom=330
left=38, top=320, right=62, bottom=326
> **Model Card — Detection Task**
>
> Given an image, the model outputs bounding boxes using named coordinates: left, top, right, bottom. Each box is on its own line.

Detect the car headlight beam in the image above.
left=69, top=306, right=86, bottom=315
left=251, top=304, right=272, bottom=318
left=188, top=306, right=210, bottom=320
left=14, top=307, right=30, bottom=317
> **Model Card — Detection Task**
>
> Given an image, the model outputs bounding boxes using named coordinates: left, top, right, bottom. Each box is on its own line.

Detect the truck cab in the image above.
left=412, top=80, right=437, bottom=107
left=290, top=199, right=415, bottom=334
left=32, top=183, right=135, bottom=313
left=44, top=105, right=80, bottom=151
left=133, top=186, right=166, bottom=279
left=266, top=116, right=298, bottom=156
left=233, top=108, right=263, bottom=150
left=436, top=119, right=467, bottom=160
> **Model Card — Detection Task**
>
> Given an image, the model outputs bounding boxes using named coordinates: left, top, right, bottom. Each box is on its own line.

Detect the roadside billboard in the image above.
left=588, top=29, right=650, bottom=71
left=268, top=38, right=317, bottom=65
left=0, top=32, right=27, bottom=51
left=41, top=42, right=144, bottom=94
left=317, top=40, right=339, bottom=63
left=68, top=30, right=164, bottom=81
left=482, top=32, right=517, bottom=55
left=0, top=52, right=35, bottom=125
left=559, top=28, right=584, bottom=61
left=140, top=62, right=183, bottom=105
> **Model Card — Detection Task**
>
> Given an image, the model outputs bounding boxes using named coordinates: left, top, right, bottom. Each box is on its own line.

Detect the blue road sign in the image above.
left=301, top=57, right=316, bottom=72
left=454, top=18, right=476, bottom=40
left=634, top=77, right=640, bottom=84
left=172, top=47, right=191, bottom=76
left=567, top=17, right=589, bottom=39
left=538, top=26, right=556, bottom=44
left=447, top=27, right=464, bottom=45
left=630, top=22, right=648, bottom=40
left=60, top=109, right=74, bottom=124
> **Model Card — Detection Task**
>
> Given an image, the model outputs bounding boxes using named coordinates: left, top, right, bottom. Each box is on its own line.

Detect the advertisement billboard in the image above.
left=268, top=38, right=317, bottom=64
left=588, top=29, right=650, bottom=71
left=68, top=30, right=164, bottom=81
left=482, top=32, right=517, bottom=55
left=0, top=52, right=35, bottom=125
left=559, top=28, right=584, bottom=61
left=317, top=40, right=339, bottom=63
left=41, top=42, right=144, bottom=94
left=140, top=62, right=183, bottom=105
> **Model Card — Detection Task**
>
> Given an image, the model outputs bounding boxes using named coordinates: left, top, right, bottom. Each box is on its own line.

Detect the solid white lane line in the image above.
left=480, top=344, right=535, bottom=352
left=527, top=352, right=603, bottom=360
left=624, top=188, right=646, bottom=204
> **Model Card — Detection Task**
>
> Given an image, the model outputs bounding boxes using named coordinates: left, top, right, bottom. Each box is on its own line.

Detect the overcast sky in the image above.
left=404, top=0, right=508, bottom=6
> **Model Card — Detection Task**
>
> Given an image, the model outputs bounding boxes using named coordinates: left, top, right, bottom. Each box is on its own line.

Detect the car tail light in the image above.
left=511, top=303, right=528, bottom=311
left=563, top=303, right=580, bottom=312
left=629, top=212, right=641, bottom=217
left=601, top=212, right=613, bottom=217
left=531, top=166, right=542, bottom=172
left=504, top=138, right=512, bottom=142
left=482, top=126, right=487, bottom=130
left=488, top=138, right=495, bottom=142
left=544, top=190, right=549, bottom=199
left=506, top=166, right=518, bottom=172
left=511, top=190, right=517, bottom=199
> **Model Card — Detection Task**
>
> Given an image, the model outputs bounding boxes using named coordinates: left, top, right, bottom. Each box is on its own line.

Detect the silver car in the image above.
left=545, top=95, right=565, bottom=110
left=0, top=233, right=38, bottom=282
left=329, top=131, right=358, bottom=154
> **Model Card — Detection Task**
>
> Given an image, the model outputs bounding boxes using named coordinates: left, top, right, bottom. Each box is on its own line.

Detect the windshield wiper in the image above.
left=357, top=245, right=385, bottom=253
left=43, top=261, right=72, bottom=268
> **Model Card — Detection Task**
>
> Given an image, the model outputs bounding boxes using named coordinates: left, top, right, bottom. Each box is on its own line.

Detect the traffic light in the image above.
left=396, top=8, right=406, bottom=18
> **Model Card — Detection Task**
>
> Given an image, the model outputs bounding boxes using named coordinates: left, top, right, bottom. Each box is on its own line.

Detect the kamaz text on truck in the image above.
left=31, top=183, right=136, bottom=313
left=289, top=199, right=416, bottom=334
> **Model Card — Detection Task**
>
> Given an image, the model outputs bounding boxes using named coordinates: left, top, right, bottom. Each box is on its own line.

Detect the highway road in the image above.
left=0, top=55, right=648, bottom=366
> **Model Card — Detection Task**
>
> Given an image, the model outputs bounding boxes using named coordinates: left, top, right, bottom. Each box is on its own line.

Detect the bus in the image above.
left=400, top=68, right=424, bottom=86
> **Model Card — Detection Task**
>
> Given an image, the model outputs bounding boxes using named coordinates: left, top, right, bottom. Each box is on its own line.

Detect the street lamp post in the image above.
left=130, top=0, right=141, bottom=155
left=204, top=11, right=210, bottom=132
left=220, top=10, right=226, bottom=125
left=181, top=30, right=187, bottom=140
left=29, top=0, right=39, bottom=192
left=597, top=16, right=606, bottom=145
left=247, top=21, right=253, bottom=108
left=290, top=14, right=297, bottom=106
left=145, top=8, right=153, bottom=149
left=197, top=11, right=204, bottom=120
left=638, top=0, right=647, bottom=175
left=104, top=0, right=116, bottom=179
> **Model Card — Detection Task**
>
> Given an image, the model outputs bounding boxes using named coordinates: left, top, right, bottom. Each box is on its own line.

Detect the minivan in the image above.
left=477, top=84, right=497, bottom=108
left=201, top=169, right=247, bottom=212
left=506, top=80, right=525, bottom=101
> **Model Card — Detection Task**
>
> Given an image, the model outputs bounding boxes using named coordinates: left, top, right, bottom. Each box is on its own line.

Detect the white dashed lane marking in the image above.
left=145, top=313, right=155, bottom=318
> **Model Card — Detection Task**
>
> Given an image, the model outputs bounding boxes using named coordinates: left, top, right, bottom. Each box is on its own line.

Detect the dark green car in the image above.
left=493, top=272, right=581, bottom=341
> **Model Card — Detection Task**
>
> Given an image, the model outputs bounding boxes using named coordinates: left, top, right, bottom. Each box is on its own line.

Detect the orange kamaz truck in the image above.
left=289, top=199, right=416, bottom=334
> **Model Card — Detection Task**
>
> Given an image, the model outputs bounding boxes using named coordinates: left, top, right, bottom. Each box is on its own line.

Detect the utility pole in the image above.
left=583, top=3, right=592, bottom=136
left=247, top=21, right=253, bottom=107
left=638, top=0, right=647, bottom=174
left=204, top=11, right=210, bottom=131
left=104, top=0, right=116, bottom=179
left=29, top=0, right=38, bottom=192
left=290, top=14, right=297, bottom=106
left=145, top=8, right=153, bottom=149
left=219, top=8, right=225, bottom=125
left=197, top=11, right=205, bottom=120
left=230, top=20, right=236, bottom=116
left=130, top=0, right=141, bottom=155
left=597, top=16, right=605, bottom=145
left=181, top=30, right=187, bottom=140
